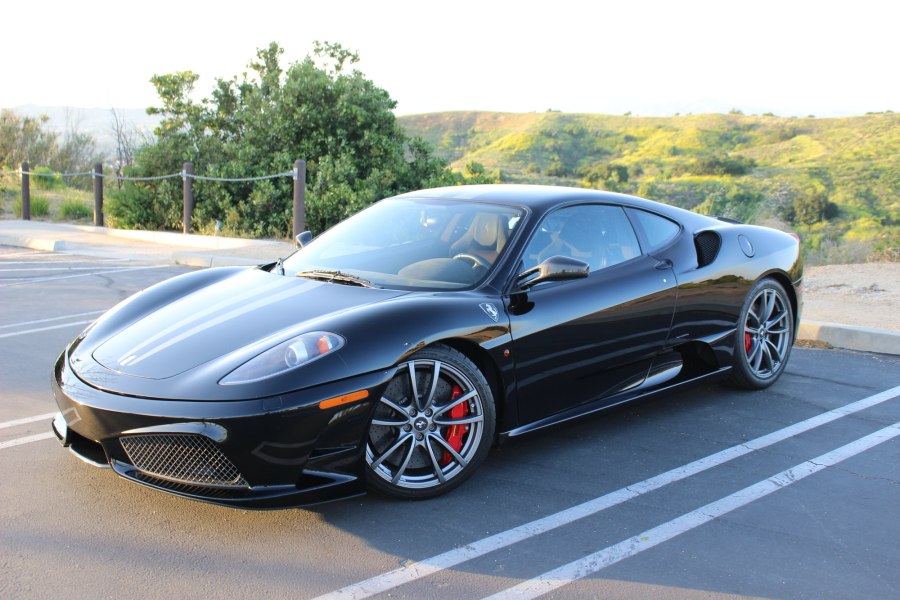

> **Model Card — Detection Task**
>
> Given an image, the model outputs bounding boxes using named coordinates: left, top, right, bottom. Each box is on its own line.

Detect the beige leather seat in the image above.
left=450, top=213, right=508, bottom=265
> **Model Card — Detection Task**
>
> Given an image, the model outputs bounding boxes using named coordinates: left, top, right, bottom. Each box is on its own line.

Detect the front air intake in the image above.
left=694, top=231, right=721, bottom=267
left=120, top=433, right=248, bottom=488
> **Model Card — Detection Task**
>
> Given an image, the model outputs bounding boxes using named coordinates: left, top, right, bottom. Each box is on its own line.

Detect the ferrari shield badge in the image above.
left=479, top=302, right=500, bottom=322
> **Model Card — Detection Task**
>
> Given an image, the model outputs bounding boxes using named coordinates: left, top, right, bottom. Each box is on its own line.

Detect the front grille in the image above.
left=120, top=433, right=248, bottom=488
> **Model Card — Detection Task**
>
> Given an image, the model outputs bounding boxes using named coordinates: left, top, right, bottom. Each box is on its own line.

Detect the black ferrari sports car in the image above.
left=51, top=184, right=802, bottom=507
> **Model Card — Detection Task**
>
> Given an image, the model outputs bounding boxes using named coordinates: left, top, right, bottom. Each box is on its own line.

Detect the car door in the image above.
left=506, top=203, right=677, bottom=425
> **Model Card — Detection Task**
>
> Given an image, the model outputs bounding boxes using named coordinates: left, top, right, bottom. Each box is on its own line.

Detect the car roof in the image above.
left=393, top=184, right=715, bottom=227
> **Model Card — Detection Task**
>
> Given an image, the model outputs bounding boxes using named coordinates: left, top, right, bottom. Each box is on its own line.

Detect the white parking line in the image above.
left=0, top=310, right=105, bottom=329
left=314, top=384, right=900, bottom=600
left=0, top=258, right=128, bottom=265
left=0, top=265, right=166, bottom=287
left=0, top=266, right=135, bottom=272
left=0, top=432, right=55, bottom=450
left=484, top=421, right=900, bottom=599
left=0, top=320, right=95, bottom=339
left=0, top=251, right=63, bottom=258
left=0, top=412, right=57, bottom=430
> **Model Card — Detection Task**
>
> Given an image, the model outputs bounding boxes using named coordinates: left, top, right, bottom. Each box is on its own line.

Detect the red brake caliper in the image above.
left=745, top=332, right=752, bottom=355
left=441, top=384, right=469, bottom=466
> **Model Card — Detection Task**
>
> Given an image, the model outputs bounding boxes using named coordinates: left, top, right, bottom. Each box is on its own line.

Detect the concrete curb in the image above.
left=172, top=251, right=268, bottom=268
left=0, top=234, right=68, bottom=252
left=797, top=320, right=900, bottom=356
left=65, top=224, right=285, bottom=250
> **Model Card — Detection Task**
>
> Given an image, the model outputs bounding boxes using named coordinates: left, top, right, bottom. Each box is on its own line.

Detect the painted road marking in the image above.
left=0, top=320, right=95, bottom=339
left=0, top=412, right=57, bottom=430
left=0, top=266, right=137, bottom=272
left=0, top=265, right=166, bottom=287
left=0, top=432, right=55, bottom=450
left=0, top=258, right=128, bottom=265
left=314, top=384, right=900, bottom=600
left=0, top=251, right=63, bottom=258
left=0, top=310, right=105, bottom=329
left=484, top=421, right=900, bottom=599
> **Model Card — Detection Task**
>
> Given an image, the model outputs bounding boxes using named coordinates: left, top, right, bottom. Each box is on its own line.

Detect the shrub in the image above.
left=30, top=166, right=65, bottom=190
left=14, top=196, right=50, bottom=217
left=60, top=200, right=92, bottom=220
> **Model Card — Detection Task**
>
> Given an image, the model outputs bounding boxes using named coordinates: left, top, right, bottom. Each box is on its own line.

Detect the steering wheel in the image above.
left=452, top=253, right=491, bottom=269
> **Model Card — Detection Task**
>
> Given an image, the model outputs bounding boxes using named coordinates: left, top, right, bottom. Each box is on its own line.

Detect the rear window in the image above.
left=629, top=209, right=680, bottom=252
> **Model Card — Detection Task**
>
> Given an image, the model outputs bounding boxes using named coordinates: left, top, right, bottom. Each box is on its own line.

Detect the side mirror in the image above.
left=295, top=230, right=313, bottom=247
left=517, top=255, right=589, bottom=290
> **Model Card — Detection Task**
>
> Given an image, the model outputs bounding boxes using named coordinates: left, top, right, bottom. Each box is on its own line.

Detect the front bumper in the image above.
left=51, top=352, right=394, bottom=508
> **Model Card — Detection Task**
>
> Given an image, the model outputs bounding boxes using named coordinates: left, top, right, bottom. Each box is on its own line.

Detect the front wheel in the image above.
left=365, top=345, right=495, bottom=499
left=728, top=278, right=794, bottom=389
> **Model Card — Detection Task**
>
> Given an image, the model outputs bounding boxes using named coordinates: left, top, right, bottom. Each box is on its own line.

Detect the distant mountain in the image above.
left=10, top=105, right=161, bottom=154
left=398, top=110, right=899, bottom=264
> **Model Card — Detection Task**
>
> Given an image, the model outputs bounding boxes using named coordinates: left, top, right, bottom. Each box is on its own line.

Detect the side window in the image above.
left=628, top=209, right=680, bottom=252
left=521, top=205, right=641, bottom=273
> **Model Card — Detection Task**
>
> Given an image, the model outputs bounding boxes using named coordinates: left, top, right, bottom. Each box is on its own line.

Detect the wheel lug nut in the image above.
left=429, top=424, right=436, bottom=431
left=409, top=409, right=417, bottom=417
left=425, top=409, right=432, bottom=417
left=415, top=433, right=424, bottom=441
left=403, top=425, right=411, bottom=432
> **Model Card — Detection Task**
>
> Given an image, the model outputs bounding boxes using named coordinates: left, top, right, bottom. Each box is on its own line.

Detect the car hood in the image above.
left=89, top=268, right=407, bottom=380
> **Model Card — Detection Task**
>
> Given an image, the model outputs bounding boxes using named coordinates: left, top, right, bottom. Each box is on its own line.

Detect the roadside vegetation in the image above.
left=400, top=111, right=899, bottom=264
left=0, top=108, right=98, bottom=222
left=106, top=42, right=497, bottom=237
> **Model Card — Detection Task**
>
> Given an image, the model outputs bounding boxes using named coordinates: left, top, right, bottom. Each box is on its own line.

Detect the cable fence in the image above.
left=5, top=167, right=298, bottom=182
left=5, top=160, right=307, bottom=236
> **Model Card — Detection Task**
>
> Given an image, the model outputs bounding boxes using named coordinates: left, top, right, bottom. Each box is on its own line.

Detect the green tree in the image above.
left=111, top=42, right=479, bottom=236
left=0, top=110, right=57, bottom=169
left=793, top=187, right=837, bottom=225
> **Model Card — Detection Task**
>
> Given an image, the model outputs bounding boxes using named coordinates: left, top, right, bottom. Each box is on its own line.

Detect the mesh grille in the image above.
left=695, top=231, right=721, bottom=267
left=120, top=434, right=248, bottom=488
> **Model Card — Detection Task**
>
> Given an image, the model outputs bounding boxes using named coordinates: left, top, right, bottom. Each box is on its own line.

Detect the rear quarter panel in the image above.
left=664, top=223, right=802, bottom=362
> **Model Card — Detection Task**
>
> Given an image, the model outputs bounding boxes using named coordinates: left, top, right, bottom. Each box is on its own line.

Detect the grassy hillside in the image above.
left=399, top=111, right=899, bottom=264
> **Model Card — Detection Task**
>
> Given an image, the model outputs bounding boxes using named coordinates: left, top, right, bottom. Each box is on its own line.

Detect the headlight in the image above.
left=219, top=331, right=344, bottom=385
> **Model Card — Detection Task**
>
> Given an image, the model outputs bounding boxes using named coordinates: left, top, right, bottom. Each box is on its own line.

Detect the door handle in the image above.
left=654, top=259, right=673, bottom=270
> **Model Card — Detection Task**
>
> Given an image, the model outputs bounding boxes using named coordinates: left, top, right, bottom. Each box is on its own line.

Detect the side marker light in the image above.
left=319, top=390, right=369, bottom=410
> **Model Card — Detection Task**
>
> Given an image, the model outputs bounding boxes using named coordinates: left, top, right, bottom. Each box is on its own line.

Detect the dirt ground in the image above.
left=803, top=262, right=900, bottom=331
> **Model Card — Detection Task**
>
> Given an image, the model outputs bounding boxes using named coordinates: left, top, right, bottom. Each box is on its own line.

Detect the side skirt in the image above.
left=499, top=366, right=732, bottom=440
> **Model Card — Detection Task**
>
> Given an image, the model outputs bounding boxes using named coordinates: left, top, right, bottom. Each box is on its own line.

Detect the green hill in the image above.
left=398, top=111, right=899, bottom=264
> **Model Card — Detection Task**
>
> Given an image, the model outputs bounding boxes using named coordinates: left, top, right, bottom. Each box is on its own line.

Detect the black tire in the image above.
left=364, top=344, right=496, bottom=499
left=728, top=277, right=794, bottom=390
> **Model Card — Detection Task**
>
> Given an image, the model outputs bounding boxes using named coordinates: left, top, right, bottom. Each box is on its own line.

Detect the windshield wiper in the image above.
left=295, top=269, right=377, bottom=288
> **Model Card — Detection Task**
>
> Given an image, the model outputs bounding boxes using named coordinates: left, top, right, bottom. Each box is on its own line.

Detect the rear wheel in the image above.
left=729, top=278, right=794, bottom=389
left=365, top=345, right=495, bottom=499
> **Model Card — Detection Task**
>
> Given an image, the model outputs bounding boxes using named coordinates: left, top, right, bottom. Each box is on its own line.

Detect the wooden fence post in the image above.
left=21, top=161, right=30, bottom=220
left=293, top=159, right=306, bottom=238
left=183, top=162, right=194, bottom=234
left=93, top=162, right=104, bottom=226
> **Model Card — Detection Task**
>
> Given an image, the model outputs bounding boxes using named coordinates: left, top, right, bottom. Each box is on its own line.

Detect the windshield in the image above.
left=283, top=198, right=525, bottom=290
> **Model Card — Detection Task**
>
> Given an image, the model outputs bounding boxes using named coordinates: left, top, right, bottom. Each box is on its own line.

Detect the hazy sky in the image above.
left=3, top=0, right=897, bottom=117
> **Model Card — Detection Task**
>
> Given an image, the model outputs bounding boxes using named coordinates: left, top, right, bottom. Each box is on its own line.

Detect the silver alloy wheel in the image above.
left=366, top=359, right=485, bottom=489
left=743, top=287, right=791, bottom=379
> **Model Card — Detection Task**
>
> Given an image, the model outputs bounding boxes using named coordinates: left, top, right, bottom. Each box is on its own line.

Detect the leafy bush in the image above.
left=14, top=196, right=49, bottom=217
left=60, top=200, right=92, bottom=220
left=115, top=42, right=458, bottom=237
left=30, top=166, right=65, bottom=190
left=672, top=155, right=756, bottom=177
left=793, top=187, right=838, bottom=225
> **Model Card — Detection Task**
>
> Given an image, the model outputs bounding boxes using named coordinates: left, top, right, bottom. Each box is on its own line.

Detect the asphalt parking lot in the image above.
left=2, top=245, right=899, bottom=600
